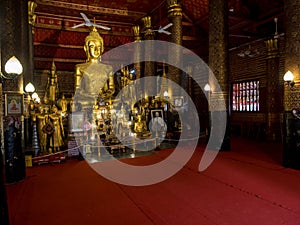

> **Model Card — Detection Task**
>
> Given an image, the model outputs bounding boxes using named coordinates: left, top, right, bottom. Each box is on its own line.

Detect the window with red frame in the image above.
left=232, top=81, right=259, bottom=112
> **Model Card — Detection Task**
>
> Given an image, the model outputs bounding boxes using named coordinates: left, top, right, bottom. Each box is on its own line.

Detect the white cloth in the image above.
left=150, top=116, right=167, bottom=133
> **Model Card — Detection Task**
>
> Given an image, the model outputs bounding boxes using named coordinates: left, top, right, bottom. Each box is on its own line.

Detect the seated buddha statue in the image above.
left=134, top=115, right=150, bottom=137
left=74, top=26, right=115, bottom=108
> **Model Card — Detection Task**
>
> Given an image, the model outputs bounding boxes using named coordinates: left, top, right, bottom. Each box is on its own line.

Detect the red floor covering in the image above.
left=5, top=137, right=300, bottom=225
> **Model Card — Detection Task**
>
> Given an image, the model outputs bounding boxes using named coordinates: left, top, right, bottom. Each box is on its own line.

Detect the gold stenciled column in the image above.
left=132, top=25, right=142, bottom=100
left=27, top=1, right=37, bottom=84
left=132, top=25, right=142, bottom=80
left=265, top=38, right=282, bottom=141
left=142, top=16, right=156, bottom=96
left=208, top=0, right=230, bottom=150
left=167, top=0, right=183, bottom=97
left=282, top=0, right=300, bottom=169
left=2, top=0, right=23, bottom=92
left=0, top=1, right=28, bottom=216
left=24, top=1, right=37, bottom=150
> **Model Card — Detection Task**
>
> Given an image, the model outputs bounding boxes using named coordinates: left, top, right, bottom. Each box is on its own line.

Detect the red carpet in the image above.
left=6, top=137, right=300, bottom=225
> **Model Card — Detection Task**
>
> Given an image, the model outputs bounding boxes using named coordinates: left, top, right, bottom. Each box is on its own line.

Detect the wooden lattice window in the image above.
left=232, top=81, right=259, bottom=112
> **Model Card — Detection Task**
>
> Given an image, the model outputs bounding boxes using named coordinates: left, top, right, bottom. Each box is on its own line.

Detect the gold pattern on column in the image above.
left=282, top=0, right=300, bottom=167
left=132, top=25, right=141, bottom=42
left=265, top=38, right=281, bottom=141
left=209, top=0, right=228, bottom=111
left=28, top=1, right=37, bottom=26
left=132, top=25, right=142, bottom=82
left=209, top=92, right=227, bottom=112
left=284, top=0, right=300, bottom=111
left=167, top=0, right=182, bottom=44
left=0, top=83, right=3, bottom=156
left=167, top=0, right=183, bottom=97
left=141, top=16, right=155, bottom=96
left=142, top=16, right=154, bottom=37
left=167, top=0, right=182, bottom=17
left=208, top=0, right=229, bottom=112
left=208, top=0, right=230, bottom=150
left=265, top=39, right=279, bottom=59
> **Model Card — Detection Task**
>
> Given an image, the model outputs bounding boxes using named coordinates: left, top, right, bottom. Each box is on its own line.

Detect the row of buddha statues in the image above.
left=28, top=26, right=180, bottom=156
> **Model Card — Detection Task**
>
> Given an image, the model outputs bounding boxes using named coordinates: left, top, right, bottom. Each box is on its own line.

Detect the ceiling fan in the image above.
left=153, top=23, right=173, bottom=35
left=273, top=17, right=284, bottom=39
left=72, top=12, right=111, bottom=30
left=142, top=23, right=173, bottom=35
left=230, top=17, right=284, bottom=40
left=237, top=45, right=259, bottom=58
left=235, top=17, right=285, bottom=58
left=229, top=34, right=252, bottom=39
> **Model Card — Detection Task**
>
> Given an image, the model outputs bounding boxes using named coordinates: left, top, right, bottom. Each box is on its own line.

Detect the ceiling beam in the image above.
left=34, top=14, right=134, bottom=37
left=182, top=36, right=199, bottom=41
left=36, top=0, right=145, bottom=18
left=34, top=42, right=82, bottom=49
left=34, top=57, right=84, bottom=63
left=182, top=12, right=193, bottom=23
left=194, top=15, right=208, bottom=25
left=36, top=12, right=135, bottom=27
left=244, top=12, right=284, bottom=33
left=182, top=21, right=193, bottom=26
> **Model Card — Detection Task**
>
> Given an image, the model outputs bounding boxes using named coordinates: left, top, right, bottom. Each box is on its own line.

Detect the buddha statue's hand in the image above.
left=106, top=88, right=115, bottom=96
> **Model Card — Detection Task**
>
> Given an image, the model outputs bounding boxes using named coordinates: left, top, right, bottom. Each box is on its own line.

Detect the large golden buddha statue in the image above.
left=74, top=27, right=115, bottom=108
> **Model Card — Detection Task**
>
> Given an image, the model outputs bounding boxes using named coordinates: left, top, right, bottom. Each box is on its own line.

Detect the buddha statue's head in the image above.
left=38, top=106, right=44, bottom=113
left=84, top=27, right=104, bottom=61
left=50, top=61, right=56, bottom=77
left=137, top=114, right=142, bottom=121
left=51, top=104, right=58, bottom=113
left=43, top=94, right=49, bottom=104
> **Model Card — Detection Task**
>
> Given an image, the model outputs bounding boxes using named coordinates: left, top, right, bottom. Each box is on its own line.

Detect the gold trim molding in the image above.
left=28, top=1, right=37, bottom=26
left=36, top=0, right=144, bottom=18
left=132, top=25, right=141, bottom=41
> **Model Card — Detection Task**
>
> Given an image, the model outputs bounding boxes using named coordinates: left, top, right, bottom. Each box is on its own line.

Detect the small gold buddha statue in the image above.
left=134, top=115, right=150, bottom=137
left=48, top=61, right=59, bottom=103
left=48, top=105, right=65, bottom=152
left=58, top=94, right=68, bottom=113
left=36, top=106, right=49, bottom=154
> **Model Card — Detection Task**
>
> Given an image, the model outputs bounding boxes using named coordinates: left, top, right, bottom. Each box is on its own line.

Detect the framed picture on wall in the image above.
left=151, top=109, right=164, bottom=120
left=69, top=111, right=85, bottom=132
left=5, top=93, right=23, bottom=116
left=173, top=96, right=184, bottom=108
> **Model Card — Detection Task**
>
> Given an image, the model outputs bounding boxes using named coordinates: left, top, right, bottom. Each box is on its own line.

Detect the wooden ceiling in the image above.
left=33, top=0, right=284, bottom=71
